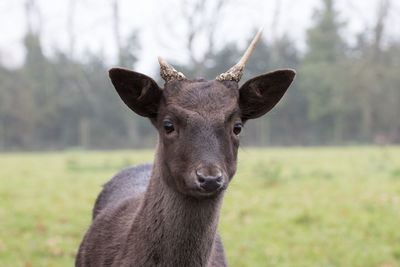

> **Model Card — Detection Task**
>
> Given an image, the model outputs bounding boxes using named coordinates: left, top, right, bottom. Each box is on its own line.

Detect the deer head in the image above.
left=109, top=29, right=295, bottom=199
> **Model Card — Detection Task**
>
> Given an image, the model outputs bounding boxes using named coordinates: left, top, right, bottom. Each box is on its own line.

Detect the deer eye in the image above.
left=233, top=123, right=242, bottom=135
left=163, top=121, right=174, bottom=134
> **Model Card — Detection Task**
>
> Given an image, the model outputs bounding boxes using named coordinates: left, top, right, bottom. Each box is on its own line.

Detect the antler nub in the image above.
left=158, top=56, right=186, bottom=82
left=216, top=27, right=264, bottom=82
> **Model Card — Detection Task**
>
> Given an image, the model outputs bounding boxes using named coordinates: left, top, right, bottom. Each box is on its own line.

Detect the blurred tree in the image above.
left=350, top=0, right=399, bottom=144
left=21, top=32, right=49, bottom=149
left=300, top=0, right=349, bottom=144
left=111, top=0, right=140, bottom=69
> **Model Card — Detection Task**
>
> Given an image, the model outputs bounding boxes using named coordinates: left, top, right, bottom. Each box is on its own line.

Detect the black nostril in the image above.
left=196, top=171, right=223, bottom=192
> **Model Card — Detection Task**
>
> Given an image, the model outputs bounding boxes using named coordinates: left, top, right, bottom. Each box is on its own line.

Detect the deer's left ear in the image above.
left=239, top=69, right=296, bottom=120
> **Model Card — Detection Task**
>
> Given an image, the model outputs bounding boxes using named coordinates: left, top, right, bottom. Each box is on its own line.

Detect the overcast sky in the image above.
left=1, top=0, right=399, bottom=76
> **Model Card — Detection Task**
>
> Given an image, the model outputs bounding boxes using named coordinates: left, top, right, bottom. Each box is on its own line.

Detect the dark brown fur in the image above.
left=76, top=68, right=295, bottom=266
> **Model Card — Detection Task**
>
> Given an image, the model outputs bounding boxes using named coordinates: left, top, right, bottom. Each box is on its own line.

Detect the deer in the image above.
left=75, top=28, right=296, bottom=266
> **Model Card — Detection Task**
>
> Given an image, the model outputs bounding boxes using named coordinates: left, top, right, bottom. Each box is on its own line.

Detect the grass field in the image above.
left=1, top=147, right=400, bottom=266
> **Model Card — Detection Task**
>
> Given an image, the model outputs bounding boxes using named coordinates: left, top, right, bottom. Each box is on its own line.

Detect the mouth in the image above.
left=186, top=184, right=227, bottom=199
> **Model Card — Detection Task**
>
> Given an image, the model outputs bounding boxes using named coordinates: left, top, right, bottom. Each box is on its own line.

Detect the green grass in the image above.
left=1, top=147, right=400, bottom=266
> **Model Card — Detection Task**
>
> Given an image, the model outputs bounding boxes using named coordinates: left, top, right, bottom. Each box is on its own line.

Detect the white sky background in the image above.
left=0, top=0, right=399, bottom=77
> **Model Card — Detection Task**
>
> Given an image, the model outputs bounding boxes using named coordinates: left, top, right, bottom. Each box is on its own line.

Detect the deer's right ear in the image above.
left=109, top=68, right=163, bottom=118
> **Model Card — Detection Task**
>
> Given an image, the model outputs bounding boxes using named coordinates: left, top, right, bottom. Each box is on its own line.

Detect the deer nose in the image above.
left=195, top=170, right=223, bottom=193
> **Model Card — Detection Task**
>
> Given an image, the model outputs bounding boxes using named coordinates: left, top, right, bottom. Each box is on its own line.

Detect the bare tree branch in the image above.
left=111, top=0, right=122, bottom=65
left=67, top=0, right=77, bottom=58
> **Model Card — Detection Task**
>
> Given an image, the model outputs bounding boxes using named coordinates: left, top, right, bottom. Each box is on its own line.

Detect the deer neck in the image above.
left=127, top=156, right=224, bottom=266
